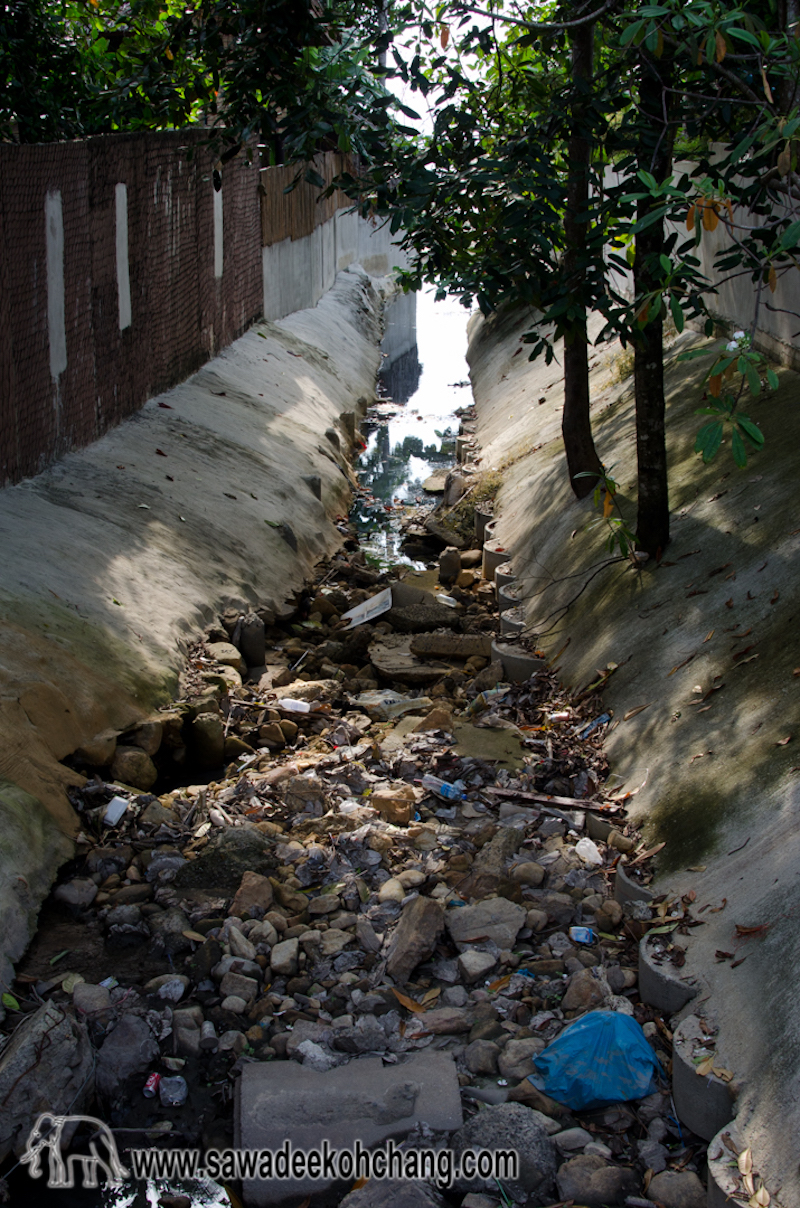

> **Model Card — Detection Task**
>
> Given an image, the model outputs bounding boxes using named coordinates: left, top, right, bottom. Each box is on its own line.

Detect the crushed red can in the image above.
left=143, top=1072, right=161, bottom=1098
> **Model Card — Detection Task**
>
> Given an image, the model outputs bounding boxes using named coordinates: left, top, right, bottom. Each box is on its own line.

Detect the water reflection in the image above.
left=352, top=288, right=471, bottom=567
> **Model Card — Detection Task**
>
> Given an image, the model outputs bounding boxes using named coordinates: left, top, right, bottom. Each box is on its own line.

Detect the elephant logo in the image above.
left=20, top=1113, right=130, bottom=1189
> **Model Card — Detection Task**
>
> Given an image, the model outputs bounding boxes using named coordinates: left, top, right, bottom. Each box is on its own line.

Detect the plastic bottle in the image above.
left=276, top=698, right=311, bottom=714
left=159, top=1075, right=188, bottom=1106
left=575, top=836, right=603, bottom=866
left=420, top=775, right=466, bottom=801
left=467, top=687, right=510, bottom=716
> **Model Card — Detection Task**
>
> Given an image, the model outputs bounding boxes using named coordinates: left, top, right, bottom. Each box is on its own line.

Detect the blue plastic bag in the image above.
left=529, top=1010, right=664, bottom=1111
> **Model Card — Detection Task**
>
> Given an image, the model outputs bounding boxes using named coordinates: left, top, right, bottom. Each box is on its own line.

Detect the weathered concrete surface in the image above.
left=0, top=265, right=385, bottom=997
left=235, top=1052, right=462, bottom=1205
left=467, top=302, right=800, bottom=1203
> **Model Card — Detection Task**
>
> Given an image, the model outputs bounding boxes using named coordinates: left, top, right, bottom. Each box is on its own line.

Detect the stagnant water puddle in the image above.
left=351, top=287, right=472, bottom=568
left=1, top=289, right=473, bottom=1208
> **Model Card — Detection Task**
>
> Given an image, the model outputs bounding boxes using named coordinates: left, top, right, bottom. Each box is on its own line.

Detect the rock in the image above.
left=206, top=641, right=247, bottom=674
left=191, top=712, right=225, bottom=767
left=647, top=1170, right=706, bottom=1208
left=227, top=926, right=257, bottom=960
left=556, top=1155, right=639, bottom=1206
left=309, top=895, right=341, bottom=916
left=332, top=1016, right=387, bottom=1054
left=497, top=1037, right=545, bottom=1081
left=369, top=635, right=451, bottom=684
left=96, top=1014, right=159, bottom=1107
left=130, top=721, right=163, bottom=756
left=388, top=602, right=462, bottom=634
left=144, top=972, right=190, bottom=997
left=438, top=547, right=462, bottom=585
left=413, top=708, right=454, bottom=733
left=472, top=660, right=505, bottom=690
left=320, top=929, right=354, bottom=957
left=112, top=882, right=154, bottom=904
left=378, top=878, right=406, bottom=903
left=270, top=937, right=299, bottom=976
left=236, top=1053, right=462, bottom=1206
left=54, top=878, right=97, bottom=910
left=511, top=861, right=545, bottom=887
left=140, top=800, right=177, bottom=827
left=526, top=908, right=548, bottom=932
left=176, top=1027, right=202, bottom=1058
left=0, top=1001, right=94, bottom=1161
left=458, top=949, right=497, bottom=985
left=229, top=870, right=274, bottom=917
left=410, top=633, right=493, bottom=659
left=339, top=1182, right=444, bottom=1208
left=464, top=1039, right=500, bottom=1075
left=72, top=983, right=111, bottom=1014
left=109, top=743, right=160, bottom=791
left=296, top=1040, right=337, bottom=1072
left=174, top=827, right=275, bottom=891
left=148, top=906, right=192, bottom=956
left=561, top=967, right=608, bottom=1013
left=356, top=917, right=382, bottom=953
left=259, top=722, right=285, bottom=748
left=220, top=972, right=258, bottom=1003
left=417, top=1008, right=472, bottom=1034
left=637, top=1138, right=669, bottom=1172
left=238, top=613, right=266, bottom=668
left=76, top=730, right=117, bottom=766
left=554, top=1127, right=594, bottom=1152
left=221, top=995, right=248, bottom=1014
left=385, top=896, right=445, bottom=984
left=372, top=782, right=416, bottom=825
left=446, top=898, right=526, bottom=950
left=451, top=1103, right=557, bottom=1204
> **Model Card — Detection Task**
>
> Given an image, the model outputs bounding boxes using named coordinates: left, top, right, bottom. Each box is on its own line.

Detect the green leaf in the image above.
left=745, top=362, right=761, bottom=394
left=780, top=220, right=800, bottom=250
left=695, top=420, right=724, bottom=461
left=620, top=20, right=645, bottom=46
left=1, top=993, right=19, bottom=1010
left=670, top=295, right=685, bottom=332
left=736, top=416, right=765, bottom=447
left=731, top=427, right=747, bottom=467
left=767, top=369, right=779, bottom=390
left=678, top=347, right=714, bottom=362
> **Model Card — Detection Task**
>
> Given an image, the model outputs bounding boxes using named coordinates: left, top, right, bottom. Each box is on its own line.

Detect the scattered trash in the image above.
left=340, top=587, right=393, bottom=628
left=575, top=836, right=604, bottom=865
left=353, top=689, right=433, bottom=720
left=420, top=774, right=466, bottom=801
left=102, top=795, right=129, bottom=826
left=276, top=698, right=312, bottom=714
left=576, top=712, right=612, bottom=739
left=531, top=1011, right=664, bottom=1110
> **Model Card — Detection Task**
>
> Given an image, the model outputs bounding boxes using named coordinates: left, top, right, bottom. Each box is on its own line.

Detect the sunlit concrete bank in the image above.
left=467, top=304, right=800, bottom=1203
left=0, top=266, right=387, bottom=999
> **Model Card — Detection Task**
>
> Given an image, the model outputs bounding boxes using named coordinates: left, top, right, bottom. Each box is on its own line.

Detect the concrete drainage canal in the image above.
left=0, top=289, right=718, bottom=1208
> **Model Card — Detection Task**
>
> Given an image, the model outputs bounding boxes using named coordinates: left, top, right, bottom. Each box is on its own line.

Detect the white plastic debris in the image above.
left=103, top=795, right=129, bottom=826
left=340, top=587, right=393, bottom=628
left=575, top=836, right=603, bottom=865
left=276, top=698, right=312, bottom=714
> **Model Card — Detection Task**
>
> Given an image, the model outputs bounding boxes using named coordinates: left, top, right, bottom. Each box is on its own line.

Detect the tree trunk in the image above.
left=633, top=52, right=672, bottom=556
left=562, top=16, right=603, bottom=499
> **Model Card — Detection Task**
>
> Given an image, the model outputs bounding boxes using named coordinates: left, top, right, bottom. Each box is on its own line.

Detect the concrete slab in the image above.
left=235, top=1052, right=462, bottom=1206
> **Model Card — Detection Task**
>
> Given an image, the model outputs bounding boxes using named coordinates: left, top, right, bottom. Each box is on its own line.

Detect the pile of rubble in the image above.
left=0, top=539, right=711, bottom=1208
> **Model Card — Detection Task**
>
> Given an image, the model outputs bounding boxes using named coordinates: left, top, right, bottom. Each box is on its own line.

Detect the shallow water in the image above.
left=352, top=287, right=472, bottom=567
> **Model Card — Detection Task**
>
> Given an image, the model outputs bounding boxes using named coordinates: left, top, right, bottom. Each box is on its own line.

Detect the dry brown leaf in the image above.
left=715, top=29, right=727, bottom=60
left=687, top=203, right=696, bottom=231
left=709, top=898, right=728, bottom=913
left=778, top=144, right=791, bottom=176
left=623, top=703, right=651, bottom=721
left=713, top=1066, right=734, bottom=1082
left=749, top=1183, right=770, bottom=1206
left=696, top=1055, right=715, bottom=1076
left=743, top=1172, right=756, bottom=1197
left=182, top=930, right=206, bottom=943
left=350, top=1178, right=369, bottom=1192
left=440, top=24, right=450, bottom=49
left=391, top=988, right=427, bottom=1014
left=704, top=629, right=715, bottom=642
left=762, top=64, right=774, bottom=103
left=769, top=266, right=778, bottom=293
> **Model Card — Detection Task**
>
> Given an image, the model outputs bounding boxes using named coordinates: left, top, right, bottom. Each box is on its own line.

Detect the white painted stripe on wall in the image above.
left=213, top=186, right=223, bottom=278
left=115, top=182, right=132, bottom=331
left=45, top=190, right=67, bottom=379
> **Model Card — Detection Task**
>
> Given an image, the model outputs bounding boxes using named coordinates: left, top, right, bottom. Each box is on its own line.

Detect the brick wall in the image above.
left=0, top=130, right=265, bottom=485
